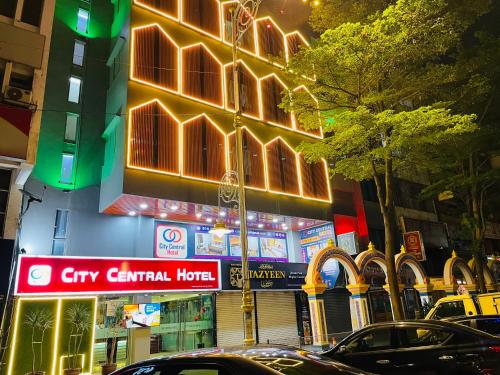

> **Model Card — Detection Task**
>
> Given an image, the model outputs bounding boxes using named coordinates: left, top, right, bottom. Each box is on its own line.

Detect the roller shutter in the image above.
left=216, top=292, right=256, bottom=347
left=323, top=288, right=352, bottom=337
left=255, top=291, right=299, bottom=346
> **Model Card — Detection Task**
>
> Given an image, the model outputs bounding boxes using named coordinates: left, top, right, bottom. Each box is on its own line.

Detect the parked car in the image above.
left=324, top=320, right=500, bottom=375
left=425, top=292, right=500, bottom=320
left=446, top=315, right=500, bottom=336
left=111, top=345, right=374, bottom=375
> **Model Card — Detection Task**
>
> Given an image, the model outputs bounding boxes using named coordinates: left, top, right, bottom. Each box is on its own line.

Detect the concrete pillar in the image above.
left=302, top=283, right=328, bottom=349
left=346, top=284, right=370, bottom=330
left=128, top=295, right=151, bottom=364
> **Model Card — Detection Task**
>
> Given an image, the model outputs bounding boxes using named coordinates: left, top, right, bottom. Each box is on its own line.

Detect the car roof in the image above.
left=446, top=315, right=500, bottom=322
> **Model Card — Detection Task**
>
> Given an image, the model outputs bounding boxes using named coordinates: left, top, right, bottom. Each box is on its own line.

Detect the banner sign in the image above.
left=299, top=223, right=335, bottom=262
left=403, top=231, right=426, bottom=261
left=221, top=260, right=307, bottom=290
left=337, top=232, right=359, bottom=255
left=15, top=255, right=221, bottom=296
left=155, top=221, right=288, bottom=262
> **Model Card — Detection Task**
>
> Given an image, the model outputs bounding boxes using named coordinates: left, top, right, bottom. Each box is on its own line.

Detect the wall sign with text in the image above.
left=15, top=255, right=221, bottom=296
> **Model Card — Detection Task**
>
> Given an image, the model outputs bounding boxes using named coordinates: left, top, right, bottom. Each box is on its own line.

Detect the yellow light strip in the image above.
left=130, top=24, right=181, bottom=95
left=127, top=99, right=182, bottom=175
left=59, top=354, right=85, bottom=375
left=180, top=42, right=225, bottom=109
left=180, top=0, right=223, bottom=40
left=180, top=113, right=229, bottom=183
left=133, top=0, right=180, bottom=21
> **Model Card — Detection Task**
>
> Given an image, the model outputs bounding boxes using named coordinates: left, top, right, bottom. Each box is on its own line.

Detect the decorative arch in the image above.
left=227, top=127, right=266, bottom=191
left=259, top=74, right=293, bottom=129
left=265, top=137, right=300, bottom=196
left=128, top=99, right=180, bottom=175
left=224, top=60, right=261, bottom=120
left=181, top=0, right=222, bottom=38
left=395, top=251, right=427, bottom=285
left=292, top=85, right=323, bottom=138
left=467, top=258, right=496, bottom=286
left=305, top=244, right=360, bottom=287
left=286, top=31, right=309, bottom=59
left=443, top=251, right=475, bottom=286
left=181, top=114, right=227, bottom=182
left=255, top=17, right=286, bottom=63
left=131, top=24, right=180, bottom=93
left=355, top=243, right=388, bottom=284
left=181, top=43, right=224, bottom=108
left=134, top=0, right=179, bottom=20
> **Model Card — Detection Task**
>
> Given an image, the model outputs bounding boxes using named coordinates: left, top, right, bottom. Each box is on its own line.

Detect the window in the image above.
left=266, top=138, right=300, bottom=195
left=182, top=0, right=221, bottom=37
left=9, top=68, right=34, bottom=91
left=135, top=0, right=177, bottom=19
left=52, top=209, right=69, bottom=255
left=60, top=153, right=74, bottom=184
left=76, top=8, right=89, bottom=33
left=131, top=25, right=178, bottom=92
left=299, top=156, right=330, bottom=201
left=260, top=75, right=292, bottom=128
left=129, top=101, right=180, bottom=174
left=182, top=44, right=223, bottom=106
left=72, top=40, right=85, bottom=66
left=430, top=301, right=466, bottom=319
left=256, top=18, right=285, bottom=61
left=396, top=326, right=453, bottom=348
left=475, top=318, right=500, bottom=335
left=0, top=0, right=16, bottom=18
left=21, top=0, right=44, bottom=27
left=65, top=113, right=79, bottom=142
left=182, top=115, right=226, bottom=182
left=225, top=63, right=259, bottom=118
left=345, top=328, right=393, bottom=353
left=68, top=76, right=81, bottom=103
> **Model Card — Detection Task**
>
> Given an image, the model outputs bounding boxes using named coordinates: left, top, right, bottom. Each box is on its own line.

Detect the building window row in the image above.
left=131, top=24, right=322, bottom=138
left=128, top=100, right=331, bottom=202
left=134, top=0, right=308, bottom=64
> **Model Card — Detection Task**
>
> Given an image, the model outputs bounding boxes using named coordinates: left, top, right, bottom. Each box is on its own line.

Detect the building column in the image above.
left=128, top=295, right=151, bottom=364
left=302, top=283, right=328, bottom=349
left=346, top=284, right=370, bottom=330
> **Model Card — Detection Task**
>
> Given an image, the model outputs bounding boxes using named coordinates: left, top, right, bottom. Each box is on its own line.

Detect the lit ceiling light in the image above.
left=128, top=211, right=137, bottom=216
left=298, top=221, right=304, bottom=227
left=235, top=220, right=241, bottom=225
left=160, top=213, right=167, bottom=219
left=248, top=214, right=255, bottom=220
left=196, top=212, right=202, bottom=218
left=209, top=219, right=233, bottom=238
left=272, top=217, right=279, bottom=223
left=258, top=223, right=264, bottom=228
left=206, top=217, right=213, bottom=223
left=139, top=203, right=148, bottom=209
left=171, top=204, right=179, bottom=211
left=219, top=210, right=226, bottom=217
left=282, top=226, right=288, bottom=230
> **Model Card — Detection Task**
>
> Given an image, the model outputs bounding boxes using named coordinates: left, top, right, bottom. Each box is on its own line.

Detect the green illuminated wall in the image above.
left=33, top=0, right=113, bottom=190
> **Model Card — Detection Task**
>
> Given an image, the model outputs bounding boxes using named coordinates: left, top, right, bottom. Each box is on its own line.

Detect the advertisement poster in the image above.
left=194, top=227, right=227, bottom=256
left=260, top=236, right=287, bottom=259
left=403, top=231, right=426, bottom=261
left=337, top=232, right=359, bottom=255
left=124, top=303, right=160, bottom=328
left=299, top=223, right=335, bottom=262
left=228, top=233, right=259, bottom=257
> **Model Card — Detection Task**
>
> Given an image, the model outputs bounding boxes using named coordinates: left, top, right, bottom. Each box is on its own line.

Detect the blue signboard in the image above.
left=155, top=221, right=288, bottom=262
left=299, top=223, right=339, bottom=288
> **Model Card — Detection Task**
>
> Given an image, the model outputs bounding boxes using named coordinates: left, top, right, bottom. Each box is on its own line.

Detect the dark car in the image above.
left=446, top=315, right=500, bottom=337
left=110, top=345, right=374, bottom=375
left=324, top=320, right=500, bottom=375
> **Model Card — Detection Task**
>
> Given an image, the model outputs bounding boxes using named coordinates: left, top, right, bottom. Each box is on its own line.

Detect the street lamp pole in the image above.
left=231, top=0, right=260, bottom=346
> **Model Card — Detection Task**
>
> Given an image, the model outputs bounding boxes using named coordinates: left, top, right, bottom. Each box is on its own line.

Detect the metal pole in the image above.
left=232, top=6, right=255, bottom=346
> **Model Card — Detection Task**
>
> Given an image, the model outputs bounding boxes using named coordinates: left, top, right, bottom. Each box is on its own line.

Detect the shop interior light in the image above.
left=248, top=213, right=255, bottom=220
left=209, top=219, right=233, bottom=238
left=258, top=223, right=264, bottom=228
left=298, top=221, right=304, bottom=227
left=282, top=226, right=288, bottom=230
left=171, top=204, right=179, bottom=211
left=235, top=220, right=241, bottom=225
left=219, top=210, right=226, bottom=217
left=272, top=217, right=279, bottom=223
left=196, top=212, right=202, bottom=218
left=128, top=211, right=137, bottom=216
left=160, top=212, right=167, bottom=218
left=139, top=203, right=148, bottom=209
left=206, top=217, right=213, bottom=223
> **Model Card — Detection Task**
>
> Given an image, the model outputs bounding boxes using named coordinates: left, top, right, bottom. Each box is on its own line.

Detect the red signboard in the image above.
left=403, top=231, right=426, bottom=261
left=15, top=255, right=221, bottom=296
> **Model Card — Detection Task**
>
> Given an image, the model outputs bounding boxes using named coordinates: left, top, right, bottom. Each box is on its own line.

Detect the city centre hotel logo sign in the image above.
left=15, top=255, right=221, bottom=296
left=155, top=223, right=188, bottom=258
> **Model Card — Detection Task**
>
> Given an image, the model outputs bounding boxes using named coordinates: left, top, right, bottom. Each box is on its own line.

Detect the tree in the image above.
left=284, top=0, right=489, bottom=319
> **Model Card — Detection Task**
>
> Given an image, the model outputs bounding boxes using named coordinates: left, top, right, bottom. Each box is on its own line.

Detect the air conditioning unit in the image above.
left=3, top=85, right=32, bottom=106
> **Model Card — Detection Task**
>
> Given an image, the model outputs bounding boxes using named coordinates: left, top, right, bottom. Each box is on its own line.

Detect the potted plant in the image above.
left=25, top=308, right=54, bottom=375
left=101, top=305, right=124, bottom=375
left=64, top=304, right=90, bottom=375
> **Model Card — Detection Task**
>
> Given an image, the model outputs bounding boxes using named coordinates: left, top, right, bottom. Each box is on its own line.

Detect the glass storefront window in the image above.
left=151, top=293, right=216, bottom=355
